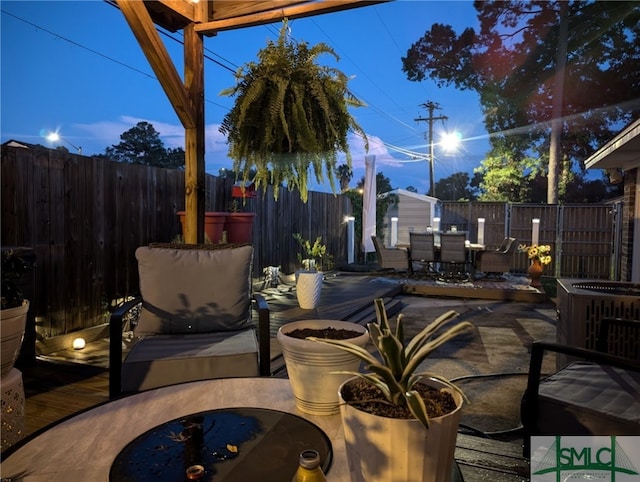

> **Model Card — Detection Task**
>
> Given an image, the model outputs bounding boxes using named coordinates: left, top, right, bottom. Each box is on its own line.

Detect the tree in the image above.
left=335, top=163, right=353, bottom=192
left=402, top=1, right=640, bottom=203
left=105, top=121, right=185, bottom=169
left=434, top=172, right=477, bottom=201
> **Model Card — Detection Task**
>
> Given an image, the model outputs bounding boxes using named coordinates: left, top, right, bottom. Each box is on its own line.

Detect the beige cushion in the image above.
left=122, top=330, right=259, bottom=392
left=134, top=245, right=253, bottom=335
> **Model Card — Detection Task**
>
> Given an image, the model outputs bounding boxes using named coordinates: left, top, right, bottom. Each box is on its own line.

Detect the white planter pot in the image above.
left=1, top=300, right=29, bottom=377
left=295, top=271, right=323, bottom=309
left=277, top=320, right=369, bottom=415
left=338, top=377, right=463, bottom=482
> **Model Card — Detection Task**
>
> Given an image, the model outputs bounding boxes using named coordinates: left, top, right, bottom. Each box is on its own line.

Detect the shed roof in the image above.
left=584, top=117, right=640, bottom=170
left=381, top=189, right=439, bottom=203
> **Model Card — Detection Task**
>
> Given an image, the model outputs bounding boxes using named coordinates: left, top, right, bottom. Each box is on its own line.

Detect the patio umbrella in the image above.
left=362, top=154, right=376, bottom=254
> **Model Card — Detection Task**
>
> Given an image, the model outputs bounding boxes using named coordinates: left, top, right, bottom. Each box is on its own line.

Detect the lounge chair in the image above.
left=521, top=318, right=640, bottom=456
left=474, top=236, right=516, bottom=279
left=109, top=242, right=271, bottom=398
left=371, top=236, right=409, bottom=271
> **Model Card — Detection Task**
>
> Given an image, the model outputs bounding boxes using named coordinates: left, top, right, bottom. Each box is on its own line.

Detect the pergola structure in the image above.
left=115, top=0, right=384, bottom=243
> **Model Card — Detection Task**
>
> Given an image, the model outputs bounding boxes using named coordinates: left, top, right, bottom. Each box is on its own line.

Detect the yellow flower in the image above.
left=518, top=243, right=553, bottom=264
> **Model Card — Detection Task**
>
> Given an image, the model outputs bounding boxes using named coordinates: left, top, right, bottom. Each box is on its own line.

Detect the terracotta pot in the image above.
left=177, top=212, right=227, bottom=244
left=528, top=258, right=543, bottom=288
left=296, top=271, right=323, bottom=309
left=224, top=212, right=256, bottom=244
left=277, top=320, right=369, bottom=415
left=1, top=301, right=29, bottom=377
left=338, top=377, right=463, bottom=482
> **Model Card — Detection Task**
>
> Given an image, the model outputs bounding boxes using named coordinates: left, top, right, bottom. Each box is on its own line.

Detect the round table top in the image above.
left=2, top=379, right=345, bottom=481
left=2, top=378, right=463, bottom=481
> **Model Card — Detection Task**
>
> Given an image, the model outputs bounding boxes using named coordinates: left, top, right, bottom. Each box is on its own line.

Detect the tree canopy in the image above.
left=104, top=121, right=185, bottom=169
left=402, top=1, right=640, bottom=203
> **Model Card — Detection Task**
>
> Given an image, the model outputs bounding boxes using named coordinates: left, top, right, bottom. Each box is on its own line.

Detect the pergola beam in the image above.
left=194, top=0, right=385, bottom=35
left=117, top=0, right=196, bottom=129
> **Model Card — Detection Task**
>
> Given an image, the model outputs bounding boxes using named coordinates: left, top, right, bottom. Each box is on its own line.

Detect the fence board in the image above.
left=2, top=146, right=619, bottom=340
left=1, top=147, right=353, bottom=339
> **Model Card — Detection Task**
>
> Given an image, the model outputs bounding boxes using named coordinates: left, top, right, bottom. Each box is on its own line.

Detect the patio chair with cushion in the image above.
left=437, top=232, right=469, bottom=282
left=408, top=232, right=437, bottom=276
left=474, top=236, right=516, bottom=280
left=371, top=236, right=409, bottom=271
left=521, top=318, right=640, bottom=456
left=109, top=243, right=271, bottom=398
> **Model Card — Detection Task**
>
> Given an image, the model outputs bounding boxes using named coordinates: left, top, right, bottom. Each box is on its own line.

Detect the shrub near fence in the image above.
left=1, top=146, right=352, bottom=340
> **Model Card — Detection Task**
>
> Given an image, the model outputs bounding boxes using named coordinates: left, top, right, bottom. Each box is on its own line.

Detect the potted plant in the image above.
left=309, top=299, right=472, bottom=482
left=517, top=243, right=552, bottom=288
left=277, top=320, right=369, bottom=416
left=224, top=182, right=257, bottom=244
left=292, top=234, right=331, bottom=309
left=219, top=19, right=368, bottom=203
left=1, top=247, right=35, bottom=377
left=177, top=211, right=227, bottom=244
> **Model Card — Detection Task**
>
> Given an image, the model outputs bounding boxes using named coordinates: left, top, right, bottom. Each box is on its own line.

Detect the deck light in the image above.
left=72, top=338, right=86, bottom=350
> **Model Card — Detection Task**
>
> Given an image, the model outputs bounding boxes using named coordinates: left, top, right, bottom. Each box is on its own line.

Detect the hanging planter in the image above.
left=219, top=19, right=368, bottom=202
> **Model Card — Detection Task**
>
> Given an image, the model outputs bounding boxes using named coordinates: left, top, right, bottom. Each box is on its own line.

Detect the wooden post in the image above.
left=184, top=24, right=205, bottom=243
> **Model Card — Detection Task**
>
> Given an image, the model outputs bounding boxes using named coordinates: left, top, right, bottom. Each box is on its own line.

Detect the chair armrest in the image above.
left=253, top=293, right=271, bottom=376
left=109, top=296, right=142, bottom=399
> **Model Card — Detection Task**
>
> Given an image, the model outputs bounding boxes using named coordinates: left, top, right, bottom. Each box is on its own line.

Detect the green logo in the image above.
left=532, top=436, right=639, bottom=482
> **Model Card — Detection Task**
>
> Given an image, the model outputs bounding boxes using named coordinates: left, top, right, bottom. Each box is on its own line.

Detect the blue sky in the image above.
left=1, top=0, right=492, bottom=194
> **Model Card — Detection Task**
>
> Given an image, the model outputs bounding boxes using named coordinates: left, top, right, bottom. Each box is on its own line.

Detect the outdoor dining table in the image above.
left=1, top=378, right=466, bottom=481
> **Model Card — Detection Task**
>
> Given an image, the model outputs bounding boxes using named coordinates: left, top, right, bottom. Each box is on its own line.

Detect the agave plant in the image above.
left=219, top=19, right=367, bottom=202
left=309, top=298, right=472, bottom=429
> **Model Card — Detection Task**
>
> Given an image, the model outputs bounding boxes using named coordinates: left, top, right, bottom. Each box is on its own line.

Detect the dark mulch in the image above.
left=340, top=378, right=457, bottom=420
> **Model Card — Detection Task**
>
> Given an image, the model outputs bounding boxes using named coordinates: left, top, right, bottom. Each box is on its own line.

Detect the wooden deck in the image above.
left=8, top=273, right=532, bottom=480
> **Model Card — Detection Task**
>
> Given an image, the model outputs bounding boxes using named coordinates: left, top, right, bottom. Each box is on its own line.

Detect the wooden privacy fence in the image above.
left=1, top=146, right=351, bottom=339
left=440, top=201, right=621, bottom=280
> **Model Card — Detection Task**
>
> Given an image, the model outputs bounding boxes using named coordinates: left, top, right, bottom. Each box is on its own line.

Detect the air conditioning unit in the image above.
left=556, top=279, right=640, bottom=367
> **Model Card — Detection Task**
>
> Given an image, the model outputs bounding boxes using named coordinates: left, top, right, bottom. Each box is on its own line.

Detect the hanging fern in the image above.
left=219, top=19, right=368, bottom=202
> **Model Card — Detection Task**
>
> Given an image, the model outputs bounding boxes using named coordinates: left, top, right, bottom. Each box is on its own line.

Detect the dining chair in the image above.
left=437, top=233, right=469, bottom=282
left=408, top=232, right=437, bottom=276
left=109, top=242, right=271, bottom=398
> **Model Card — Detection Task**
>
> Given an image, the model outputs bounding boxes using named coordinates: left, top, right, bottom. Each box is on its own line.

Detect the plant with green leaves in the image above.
left=309, top=298, right=472, bottom=429
left=293, top=233, right=333, bottom=271
left=219, top=18, right=367, bottom=202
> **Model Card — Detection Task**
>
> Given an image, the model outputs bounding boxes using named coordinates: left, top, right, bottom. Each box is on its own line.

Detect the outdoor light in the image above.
left=433, top=217, right=441, bottom=232
left=440, top=131, right=462, bottom=153
left=477, top=218, right=485, bottom=245
left=46, top=131, right=82, bottom=154
left=346, top=216, right=355, bottom=264
left=72, top=338, right=86, bottom=350
left=391, top=217, right=399, bottom=247
left=532, top=219, right=540, bottom=246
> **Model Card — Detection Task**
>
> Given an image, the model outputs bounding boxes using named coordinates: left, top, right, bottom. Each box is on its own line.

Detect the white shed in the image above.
left=381, top=189, right=439, bottom=247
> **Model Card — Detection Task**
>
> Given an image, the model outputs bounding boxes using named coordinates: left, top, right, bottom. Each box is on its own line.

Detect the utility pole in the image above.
left=415, top=101, right=447, bottom=197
